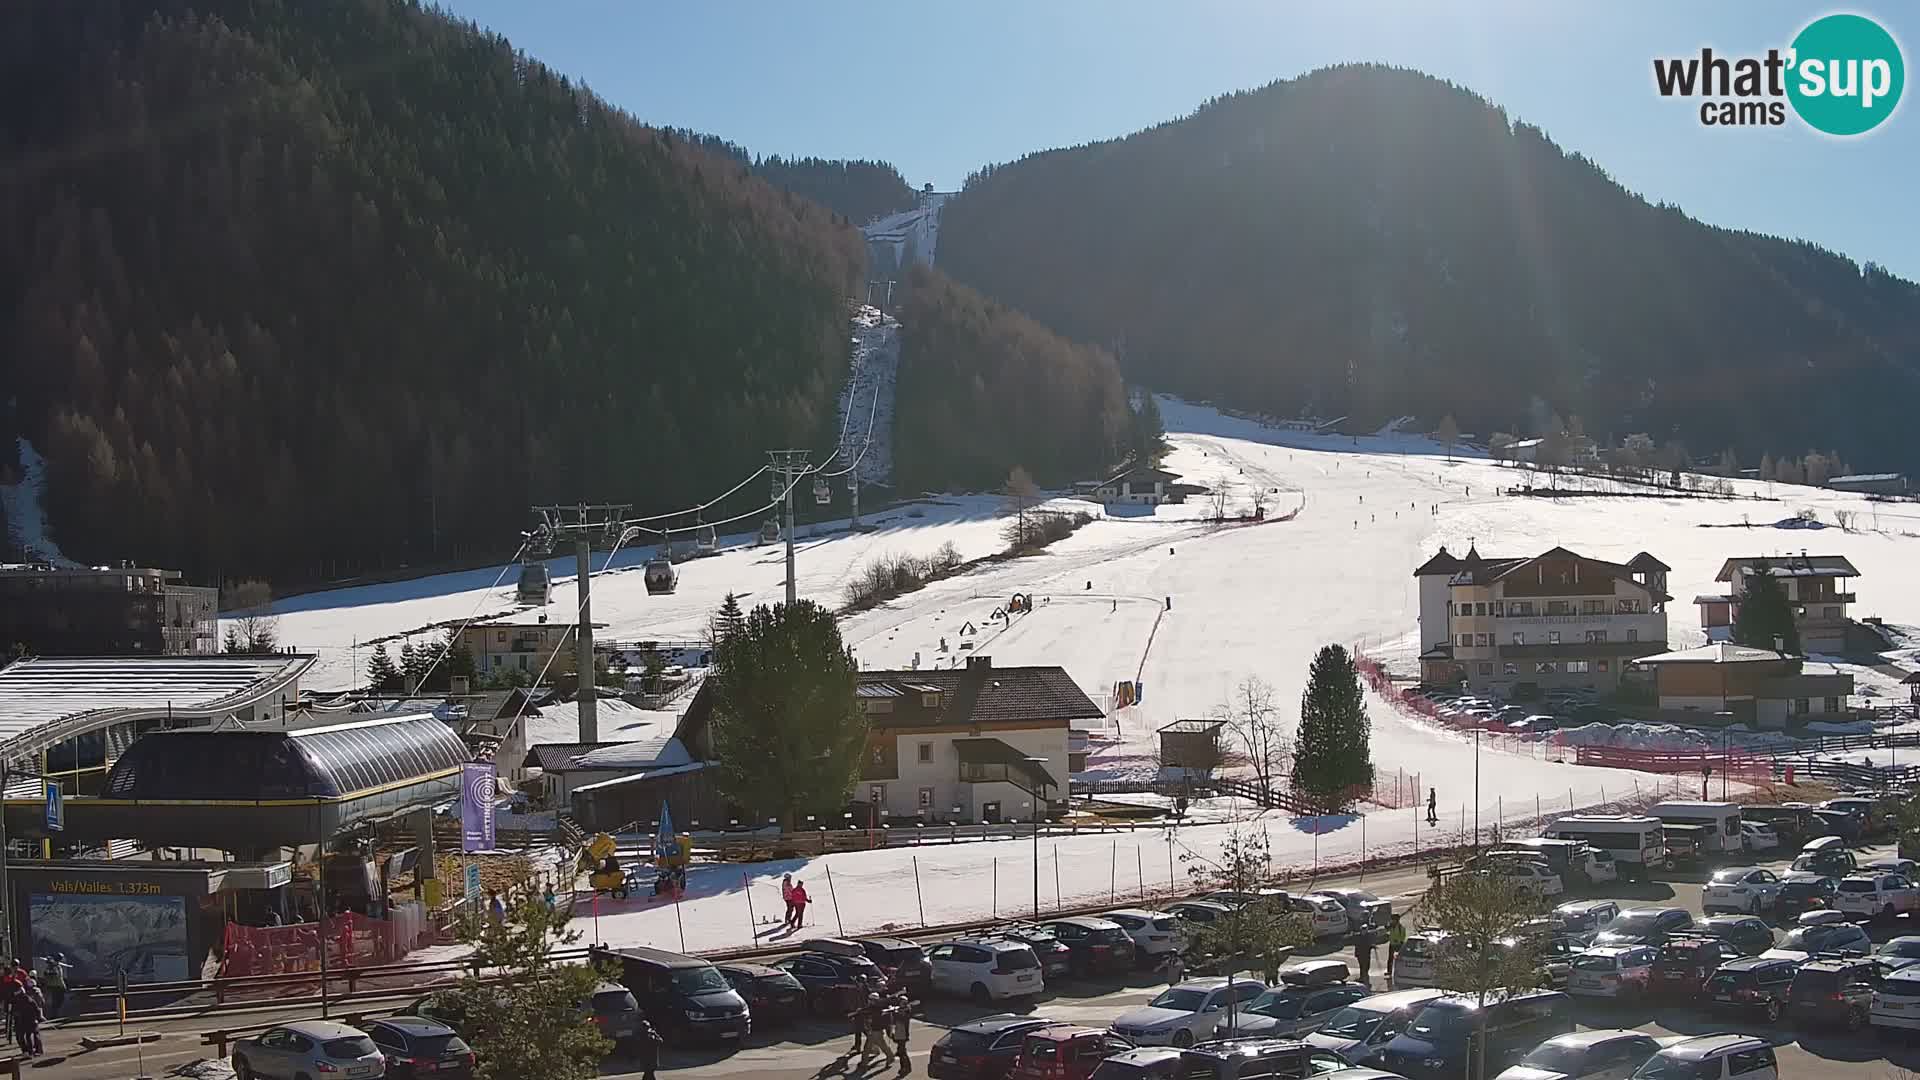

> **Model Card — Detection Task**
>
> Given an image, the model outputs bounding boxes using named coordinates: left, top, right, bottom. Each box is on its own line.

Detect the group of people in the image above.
left=1, top=955, right=68, bottom=1058
left=779, top=874, right=811, bottom=930
left=845, top=979, right=914, bottom=1075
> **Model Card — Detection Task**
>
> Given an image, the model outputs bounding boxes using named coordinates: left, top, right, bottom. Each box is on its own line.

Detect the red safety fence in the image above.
left=219, top=911, right=414, bottom=977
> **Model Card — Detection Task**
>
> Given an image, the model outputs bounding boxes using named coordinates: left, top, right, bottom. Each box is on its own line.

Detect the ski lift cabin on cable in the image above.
left=516, top=559, right=551, bottom=605
left=643, top=557, right=679, bottom=595
left=813, top=476, right=831, bottom=505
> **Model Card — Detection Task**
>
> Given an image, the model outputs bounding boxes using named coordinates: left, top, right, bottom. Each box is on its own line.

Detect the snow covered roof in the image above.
left=1635, top=643, right=1791, bottom=665
left=0, top=653, right=314, bottom=756
left=1828, top=473, right=1904, bottom=484
left=523, top=736, right=692, bottom=772
left=1716, top=555, right=1859, bottom=581
left=569, top=761, right=708, bottom=794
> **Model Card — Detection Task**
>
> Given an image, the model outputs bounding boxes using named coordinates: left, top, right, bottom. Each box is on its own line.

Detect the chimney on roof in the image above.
left=966, top=655, right=991, bottom=670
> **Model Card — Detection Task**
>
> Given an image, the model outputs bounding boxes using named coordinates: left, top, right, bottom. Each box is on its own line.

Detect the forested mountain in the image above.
left=892, top=265, right=1130, bottom=493
left=0, top=0, right=866, bottom=584
left=664, top=130, right=919, bottom=225
left=938, top=65, right=1920, bottom=470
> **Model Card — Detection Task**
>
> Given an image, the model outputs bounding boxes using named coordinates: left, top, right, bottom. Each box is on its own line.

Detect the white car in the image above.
left=1580, top=847, right=1620, bottom=885
left=1103, top=908, right=1181, bottom=959
left=1739, top=821, right=1779, bottom=853
left=1866, top=858, right=1920, bottom=879
left=1702, top=867, right=1782, bottom=915
left=1566, top=946, right=1656, bottom=998
left=1294, top=894, right=1353, bottom=938
left=925, top=937, right=1044, bottom=1002
left=1389, top=931, right=1453, bottom=989
left=1832, top=873, right=1920, bottom=920
left=1873, top=966, right=1920, bottom=1031
left=1630, top=1034, right=1777, bottom=1080
left=1483, top=861, right=1564, bottom=898
left=1109, top=976, right=1267, bottom=1047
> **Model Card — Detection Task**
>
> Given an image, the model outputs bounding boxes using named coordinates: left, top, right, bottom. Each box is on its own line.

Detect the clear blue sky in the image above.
left=440, top=1, right=1916, bottom=280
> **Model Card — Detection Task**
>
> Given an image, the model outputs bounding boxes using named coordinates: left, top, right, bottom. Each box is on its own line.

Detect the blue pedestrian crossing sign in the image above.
left=46, top=780, right=64, bottom=832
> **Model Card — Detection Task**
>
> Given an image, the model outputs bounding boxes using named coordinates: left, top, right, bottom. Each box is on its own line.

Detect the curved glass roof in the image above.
left=103, top=715, right=470, bottom=800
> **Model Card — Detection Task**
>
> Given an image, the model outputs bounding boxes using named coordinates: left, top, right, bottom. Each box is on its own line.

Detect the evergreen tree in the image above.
left=1129, top=392, right=1169, bottom=466
left=399, top=640, right=421, bottom=688
left=1291, top=644, right=1372, bottom=807
left=441, top=888, right=610, bottom=1080
left=1732, top=560, right=1802, bottom=655
left=367, top=643, right=400, bottom=691
left=1435, top=414, right=1460, bottom=460
left=446, top=628, right=477, bottom=680
left=709, top=600, right=867, bottom=828
left=709, top=592, right=747, bottom=653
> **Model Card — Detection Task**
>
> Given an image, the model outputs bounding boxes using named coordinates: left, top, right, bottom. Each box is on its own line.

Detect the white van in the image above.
left=1542, top=815, right=1667, bottom=880
left=1649, top=801, right=1744, bottom=855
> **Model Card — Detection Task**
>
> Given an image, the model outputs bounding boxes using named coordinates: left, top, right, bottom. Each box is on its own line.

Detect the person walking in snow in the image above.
left=790, top=880, right=810, bottom=929
left=781, top=873, right=798, bottom=928
left=1426, top=788, right=1439, bottom=827
left=889, top=989, right=914, bottom=1073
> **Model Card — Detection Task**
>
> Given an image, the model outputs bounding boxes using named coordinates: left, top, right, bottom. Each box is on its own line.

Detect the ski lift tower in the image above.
left=766, top=450, right=812, bottom=606
left=527, top=502, right=631, bottom=742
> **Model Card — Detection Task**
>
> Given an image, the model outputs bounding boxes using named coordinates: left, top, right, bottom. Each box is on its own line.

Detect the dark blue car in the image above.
left=1377, top=990, right=1571, bottom=1080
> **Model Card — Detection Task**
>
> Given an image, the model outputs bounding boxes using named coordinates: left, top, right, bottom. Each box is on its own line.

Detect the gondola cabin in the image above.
left=759, top=520, right=780, bottom=545
left=813, top=477, right=831, bottom=505
left=516, top=560, right=551, bottom=605
left=643, top=558, right=679, bottom=595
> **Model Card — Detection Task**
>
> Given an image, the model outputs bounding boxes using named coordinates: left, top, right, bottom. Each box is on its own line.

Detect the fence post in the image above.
left=993, top=858, right=998, bottom=918
left=1136, top=846, right=1144, bottom=899
left=825, top=865, right=846, bottom=937
left=913, top=856, right=926, bottom=927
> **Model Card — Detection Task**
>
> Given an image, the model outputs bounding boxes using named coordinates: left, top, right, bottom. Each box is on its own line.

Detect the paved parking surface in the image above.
left=40, top=842, right=1920, bottom=1079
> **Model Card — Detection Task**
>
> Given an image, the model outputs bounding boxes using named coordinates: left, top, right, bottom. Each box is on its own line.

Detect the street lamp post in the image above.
left=1019, top=757, right=1050, bottom=918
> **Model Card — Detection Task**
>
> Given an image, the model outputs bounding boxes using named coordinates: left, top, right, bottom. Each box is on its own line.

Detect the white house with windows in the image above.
left=1091, top=466, right=1184, bottom=506
left=853, top=656, right=1101, bottom=822
left=1415, top=545, right=1670, bottom=692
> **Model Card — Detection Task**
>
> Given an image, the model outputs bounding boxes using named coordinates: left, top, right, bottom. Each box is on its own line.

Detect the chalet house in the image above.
left=1632, top=642, right=1854, bottom=730
left=461, top=618, right=607, bottom=679
left=1415, top=545, right=1670, bottom=692
left=1158, top=719, right=1225, bottom=782
left=1094, top=466, right=1184, bottom=506
left=1695, top=554, right=1859, bottom=654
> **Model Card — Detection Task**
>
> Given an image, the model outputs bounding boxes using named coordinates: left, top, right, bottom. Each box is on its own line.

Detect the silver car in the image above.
left=233, top=1020, right=385, bottom=1080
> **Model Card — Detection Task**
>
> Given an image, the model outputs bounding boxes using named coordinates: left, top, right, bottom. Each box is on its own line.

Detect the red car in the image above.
left=1651, top=935, right=1743, bottom=997
left=1009, top=1026, right=1136, bottom=1080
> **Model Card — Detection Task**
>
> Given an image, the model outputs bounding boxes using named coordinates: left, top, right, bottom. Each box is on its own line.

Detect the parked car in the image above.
left=1741, top=805, right=1811, bottom=846
left=995, top=925, right=1075, bottom=980
left=1701, top=867, right=1782, bottom=916
left=1771, top=873, right=1839, bottom=922
left=1629, top=1034, right=1777, bottom=1080
left=1104, top=909, right=1181, bottom=963
left=1822, top=797, right=1882, bottom=835
left=1703, top=957, right=1800, bottom=1023
left=1109, top=977, right=1267, bottom=1048
left=1651, top=935, right=1744, bottom=998
left=1313, top=887, right=1395, bottom=934
left=1178, top=1037, right=1355, bottom=1080
left=1871, top=965, right=1920, bottom=1034
left=775, top=951, right=885, bottom=1014
left=928, top=938, right=1045, bottom=1003
left=1293, top=894, right=1354, bottom=938
left=1592, top=908, right=1693, bottom=948
left=1201, top=889, right=1289, bottom=909
left=364, top=1019, right=474, bottom=1080
left=1378, top=989, right=1574, bottom=1080
left=1166, top=900, right=1238, bottom=927
left=1868, top=858, right=1920, bottom=878
left=1832, top=872, right=1920, bottom=920
left=855, top=936, right=934, bottom=994
left=1806, top=810, right=1863, bottom=845
left=1787, top=954, right=1880, bottom=1029
left=1553, top=900, right=1621, bottom=940
left=1214, top=977, right=1372, bottom=1039
left=594, top=945, right=750, bottom=1044
left=1876, top=935, right=1920, bottom=972
left=1304, top=987, right=1447, bottom=1067
left=1087, top=1048, right=1186, bottom=1080
left=1389, top=930, right=1455, bottom=990
left=1693, top=916, right=1776, bottom=957
left=1042, top=916, right=1137, bottom=976
left=1797, top=909, right=1851, bottom=927
left=1008, top=1026, right=1136, bottom=1080
left=1568, top=946, right=1657, bottom=999
left=1491, top=1028, right=1665, bottom=1080
left=716, top=962, right=808, bottom=1027
left=233, top=1021, right=387, bottom=1080
left=1764, top=921, right=1872, bottom=961
left=930, top=1015, right=1065, bottom=1080
left=1482, top=860, right=1564, bottom=898
left=1739, top=821, right=1780, bottom=853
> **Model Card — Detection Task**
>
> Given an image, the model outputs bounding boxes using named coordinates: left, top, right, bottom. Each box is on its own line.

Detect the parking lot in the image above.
left=615, top=838, right=1920, bottom=1078
left=42, top=837, right=1920, bottom=1080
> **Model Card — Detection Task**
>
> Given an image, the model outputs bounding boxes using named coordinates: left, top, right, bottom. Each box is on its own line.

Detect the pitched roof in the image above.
left=1716, top=554, right=1860, bottom=581
left=1635, top=643, right=1793, bottom=664
left=523, top=741, right=629, bottom=772
left=1627, top=552, right=1671, bottom=572
left=858, top=661, right=1104, bottom=728
left=1412, top=546, right=1463, bottom=577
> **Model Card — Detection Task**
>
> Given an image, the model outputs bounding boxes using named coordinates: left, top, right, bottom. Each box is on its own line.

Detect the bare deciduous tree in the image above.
left=1217, top=676, right=1289, bottom=799
left=223, top=579, right=280, bottom=653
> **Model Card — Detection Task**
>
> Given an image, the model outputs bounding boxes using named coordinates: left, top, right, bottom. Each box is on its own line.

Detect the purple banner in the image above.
left=461, top=763, right=497, bottom=853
